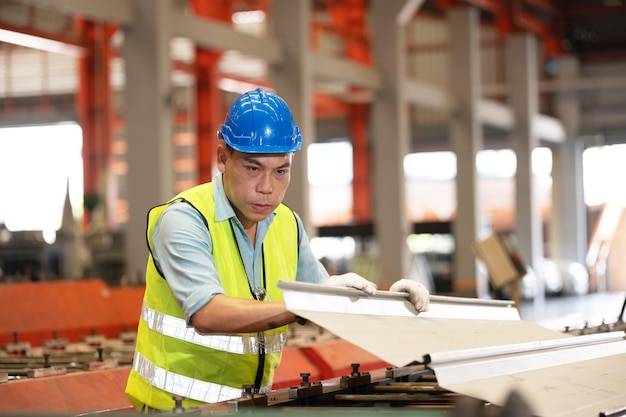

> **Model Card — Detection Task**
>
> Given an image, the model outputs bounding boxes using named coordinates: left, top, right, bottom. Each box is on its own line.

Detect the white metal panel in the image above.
left=427, top=331, right=626, bottom=386
left=279, top=280, right=626, bottom=416
left=432, top=347, right=626, bottom=417
left=279, top=281, right=567, bottom=368
left=281, top=280, right=519, bottom=319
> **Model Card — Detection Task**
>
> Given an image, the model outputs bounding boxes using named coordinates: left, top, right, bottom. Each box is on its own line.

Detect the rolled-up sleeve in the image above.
left=293, top=213, right=329, bottom=284
left=151, top=202, right=225, bottom=324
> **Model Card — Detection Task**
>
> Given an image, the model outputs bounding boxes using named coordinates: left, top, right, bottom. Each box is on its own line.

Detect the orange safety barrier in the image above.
left=0, top=367, right=134, bottom=414
left=274, top=340, right=390, bottom=390
left=0, top=279, right=144, bottom=347
left=108, top=285, right=146, bottom=334
left=272, top=345, right=322, bottom=389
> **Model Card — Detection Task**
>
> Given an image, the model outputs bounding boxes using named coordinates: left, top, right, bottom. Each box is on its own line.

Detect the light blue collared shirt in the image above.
left=151, top=173, right=328, bottom=323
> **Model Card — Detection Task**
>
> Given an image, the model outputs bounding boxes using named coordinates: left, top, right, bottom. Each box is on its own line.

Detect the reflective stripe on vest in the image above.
left=132, top=351, right=272, bottom=403
left=141, top=301, right=286, bottom=354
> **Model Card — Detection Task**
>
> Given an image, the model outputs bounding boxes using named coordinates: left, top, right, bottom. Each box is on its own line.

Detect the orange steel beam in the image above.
left=76, top=20, right=115, bottom=230
left=192, top=0, right=232, bottom=184
left=194, top=49, right=222, bottom=184
left=350, top=103, right=371, bottom=223
left=327, top=0, right=373, bottom=224
left=327, top=0, right=371, bottom=61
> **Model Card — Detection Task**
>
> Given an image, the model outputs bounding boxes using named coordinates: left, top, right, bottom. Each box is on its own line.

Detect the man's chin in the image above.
left=247, top=209, right=273, bottom=222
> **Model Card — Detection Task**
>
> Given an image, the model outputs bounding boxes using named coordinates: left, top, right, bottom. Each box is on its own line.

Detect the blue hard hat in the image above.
left=219, top=88, right=302, bottom=153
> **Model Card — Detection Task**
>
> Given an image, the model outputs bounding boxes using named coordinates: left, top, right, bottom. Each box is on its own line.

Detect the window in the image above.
left=0, top=123, right=83, bottom=242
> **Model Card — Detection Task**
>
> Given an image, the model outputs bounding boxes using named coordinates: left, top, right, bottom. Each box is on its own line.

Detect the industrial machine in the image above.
left=2, top=279, right=626, bottom=417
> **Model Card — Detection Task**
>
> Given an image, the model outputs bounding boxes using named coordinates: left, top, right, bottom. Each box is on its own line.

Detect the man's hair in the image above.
left=224, top=143, right=235, bottom=154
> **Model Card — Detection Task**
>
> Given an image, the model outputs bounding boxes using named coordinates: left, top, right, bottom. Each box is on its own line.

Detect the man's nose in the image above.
left=257, top=173, right=273, bottom=193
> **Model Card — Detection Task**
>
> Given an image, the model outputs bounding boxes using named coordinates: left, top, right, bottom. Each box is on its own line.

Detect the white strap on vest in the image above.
left=133, top=351, right=271, bottom=403
left=141, top=302, right=286, bottom=354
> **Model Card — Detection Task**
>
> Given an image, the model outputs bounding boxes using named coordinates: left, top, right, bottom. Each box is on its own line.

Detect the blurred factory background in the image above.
left=1, top=0, right=626, bottom=413
left=2, top=0, right=626, bottom=299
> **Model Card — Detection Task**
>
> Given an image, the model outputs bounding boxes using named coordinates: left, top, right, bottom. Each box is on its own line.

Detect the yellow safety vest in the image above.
left=125, top=183, right=299, bottom=411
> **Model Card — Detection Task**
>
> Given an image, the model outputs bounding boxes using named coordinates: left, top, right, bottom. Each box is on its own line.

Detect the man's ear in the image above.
left=216, top=143, right=228, bottom=172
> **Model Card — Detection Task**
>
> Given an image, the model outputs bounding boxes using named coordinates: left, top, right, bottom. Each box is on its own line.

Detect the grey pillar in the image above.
left=551, top=55, right=586, bottom=265
left=448, top=6, right=484, bottom=297
left=505, top=34, right=544, bottom=298
left=371, top=0, right=412, bottom=287
left=123, top=0, right=174, bottom=284
left=269, top=0, right=314, bottom=238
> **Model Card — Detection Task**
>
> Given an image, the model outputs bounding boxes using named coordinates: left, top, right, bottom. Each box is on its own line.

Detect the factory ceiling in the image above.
left=0, top=1, right=624, bottom=73
left=559, top=0, right=626, bottom=62
left=0, top=0, right=625, bottom=136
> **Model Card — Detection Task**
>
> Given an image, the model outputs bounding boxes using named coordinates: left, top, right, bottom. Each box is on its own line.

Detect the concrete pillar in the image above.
left=505, top=34, right=544, bottom=300
left=550, top=55, right=587, bottom=265
left=371, top=0, right=413, bottom=287
left=123, top=0, right=174, bottom=284
left=269, top=0, right=314, bottom=238
left=448, top=6, right=484, bottom=297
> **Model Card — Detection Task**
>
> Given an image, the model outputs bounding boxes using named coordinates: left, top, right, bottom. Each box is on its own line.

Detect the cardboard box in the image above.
left=472, top=233, right=527, bottom=289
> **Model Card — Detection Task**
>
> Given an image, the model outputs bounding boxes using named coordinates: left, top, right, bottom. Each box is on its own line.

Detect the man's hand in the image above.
left=389, top=279, right=430, bottom=312
left=323, top=273, right=378, bottom=295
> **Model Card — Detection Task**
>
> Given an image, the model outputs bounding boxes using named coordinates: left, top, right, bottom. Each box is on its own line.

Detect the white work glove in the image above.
left=389, top=279, right=430, bottom=312
left=323, top=273, right=378, bottom=296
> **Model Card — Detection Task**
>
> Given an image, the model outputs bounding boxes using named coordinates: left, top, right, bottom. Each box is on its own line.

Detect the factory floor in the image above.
left=518, top=290, right=626, bottom=332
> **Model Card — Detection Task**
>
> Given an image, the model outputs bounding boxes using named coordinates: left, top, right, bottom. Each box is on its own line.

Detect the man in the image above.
left=125, top=88, right=429, bottom=411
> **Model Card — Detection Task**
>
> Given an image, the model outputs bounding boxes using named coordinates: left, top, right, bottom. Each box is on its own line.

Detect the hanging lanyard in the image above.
left=228, top=218, right=267, bottom=301
left=228, top=218, right=268, bottom=394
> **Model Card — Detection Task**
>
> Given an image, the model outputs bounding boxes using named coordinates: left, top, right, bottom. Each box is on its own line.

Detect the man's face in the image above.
left=217, top=143, right=294, bottom=229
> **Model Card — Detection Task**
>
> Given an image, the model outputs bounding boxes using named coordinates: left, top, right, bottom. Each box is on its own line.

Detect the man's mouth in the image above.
left=252, top=203, right=270, bottom=210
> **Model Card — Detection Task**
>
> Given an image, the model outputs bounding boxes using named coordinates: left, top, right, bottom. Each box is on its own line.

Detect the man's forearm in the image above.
left=191, top=294, right=297, bottom=333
